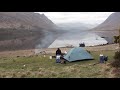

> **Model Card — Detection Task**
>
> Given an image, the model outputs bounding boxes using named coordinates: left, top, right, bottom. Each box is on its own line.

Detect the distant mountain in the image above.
left=57, top=22, right=96, bottom=31
left=91, top=12, right=119, bottom=43
left=92, top=12, right=120, bottom=31
left=0, top=12, right=62, bottom=51
left=0, top=12, right=57, bottom=29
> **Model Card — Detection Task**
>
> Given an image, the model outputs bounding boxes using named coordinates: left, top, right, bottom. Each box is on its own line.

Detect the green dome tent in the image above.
left=63, top=47, right=93, bottom=62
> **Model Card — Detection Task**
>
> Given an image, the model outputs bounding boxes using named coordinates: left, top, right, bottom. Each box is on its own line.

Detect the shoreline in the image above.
left=48, top=31, right=113, bottom=48
left=0, top=43, right=119, bottom=58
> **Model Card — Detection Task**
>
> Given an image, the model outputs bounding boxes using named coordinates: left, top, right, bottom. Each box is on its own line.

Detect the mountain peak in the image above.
left=91, top=12, right=119, bottom=43
left=0, top=12, right=56, bottom=29
left=92, top=12, right=120, bottom=30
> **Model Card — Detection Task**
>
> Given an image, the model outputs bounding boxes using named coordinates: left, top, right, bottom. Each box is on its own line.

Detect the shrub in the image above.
left=111, top=51, right=120, bottom=68
left=111, top=59, right=120, bottom=68
left=113, top=36, right=120, bottom=44
left=114, top=51, right=120, bottom=60
left=86, top=50, right=91, bottom=53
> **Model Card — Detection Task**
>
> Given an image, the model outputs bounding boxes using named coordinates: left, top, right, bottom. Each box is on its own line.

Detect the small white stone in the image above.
left=49, top=56, right=52, bottom=59
left=23, top=65, right=26, bottom=67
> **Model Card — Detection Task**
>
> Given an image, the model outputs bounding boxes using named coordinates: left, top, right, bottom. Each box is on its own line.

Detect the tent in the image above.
left=63, top=47, right=93, bottom=62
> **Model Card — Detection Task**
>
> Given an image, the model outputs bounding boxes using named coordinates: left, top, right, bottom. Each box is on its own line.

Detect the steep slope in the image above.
left=0, top=12, right=61, bottom=51
left=0, top=12, right=57, bottom=29
left=92, top=12, right=120, bottom=30
left=91, top=12, right=120, bottom=43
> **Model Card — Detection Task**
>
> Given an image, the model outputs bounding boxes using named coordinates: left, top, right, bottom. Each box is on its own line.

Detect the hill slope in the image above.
left=0, top=12, right=61, bottom=51
left=0, top=12, right=57, bottom=29
left=92, top=12, right=120, bottom=30
left=91, top=12, right=120, bottom=43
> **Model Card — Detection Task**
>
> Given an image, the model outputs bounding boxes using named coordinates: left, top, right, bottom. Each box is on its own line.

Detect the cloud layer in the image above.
left=37, top=12, right=114, bottom=25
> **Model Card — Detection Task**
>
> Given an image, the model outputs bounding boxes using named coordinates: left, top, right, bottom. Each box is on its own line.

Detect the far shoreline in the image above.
left=0, top=43, right=119, bottom=58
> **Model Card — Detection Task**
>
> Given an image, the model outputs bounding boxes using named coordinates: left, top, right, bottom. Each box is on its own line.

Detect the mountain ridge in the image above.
left=0, top=12, right=61, bottom=51
left=0, top=12, right=57, bottom=30
left=92, top=12, right=120, bottom=31
left=91, top=12, right=119, bottom=43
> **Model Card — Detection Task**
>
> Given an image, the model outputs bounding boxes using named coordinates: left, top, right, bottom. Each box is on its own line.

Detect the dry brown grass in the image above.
left=0, top=44, right=118, bottom=58
left=0, top=44, right=118, bottom=78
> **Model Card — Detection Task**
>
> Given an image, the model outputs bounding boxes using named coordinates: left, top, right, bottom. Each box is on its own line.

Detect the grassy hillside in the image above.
left=0, top=50, right=116, bottom=78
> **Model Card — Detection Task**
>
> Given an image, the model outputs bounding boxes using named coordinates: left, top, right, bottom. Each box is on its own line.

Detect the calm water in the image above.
left=49, top=30, right=108, bottom=48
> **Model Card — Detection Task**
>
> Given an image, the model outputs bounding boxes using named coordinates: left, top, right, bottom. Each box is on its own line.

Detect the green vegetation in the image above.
left=113, top=36, right=119, bottom=44
left=105, top=50, right=120, bottom=77
left=111, top=51, right=120, bottom=68
left=0, top=50, right=115, bottom=78
left=114, top=51, right=120, bottom=60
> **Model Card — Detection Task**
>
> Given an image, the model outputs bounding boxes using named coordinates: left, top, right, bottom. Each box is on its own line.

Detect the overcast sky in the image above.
left=36, top=12, right=114, bottom=25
